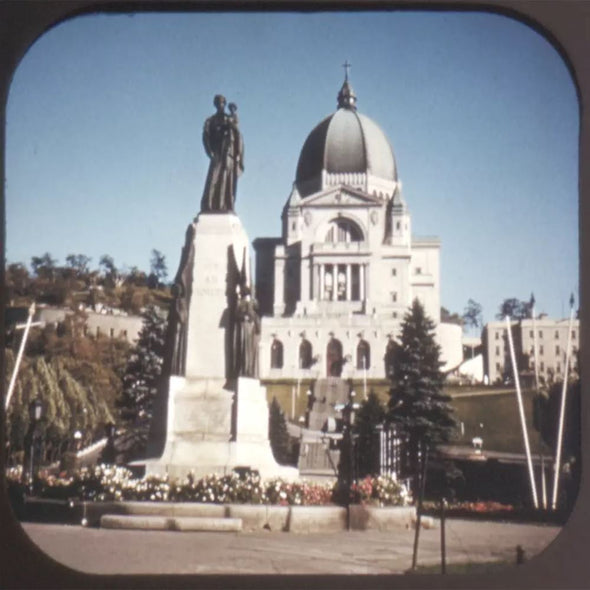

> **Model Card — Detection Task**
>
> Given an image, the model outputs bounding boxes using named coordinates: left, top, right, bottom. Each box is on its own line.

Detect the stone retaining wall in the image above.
left=70, top=501, right=415, bottom=532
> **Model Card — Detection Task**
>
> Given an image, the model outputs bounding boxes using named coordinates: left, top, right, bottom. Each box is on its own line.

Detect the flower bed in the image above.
left=421, top=500, right=565, bottom=524
left=5, top=464, right=410, bottom=508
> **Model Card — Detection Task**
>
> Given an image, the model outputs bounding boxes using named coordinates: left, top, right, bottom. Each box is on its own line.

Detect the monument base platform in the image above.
left=140, top=376, right=298, bottom=481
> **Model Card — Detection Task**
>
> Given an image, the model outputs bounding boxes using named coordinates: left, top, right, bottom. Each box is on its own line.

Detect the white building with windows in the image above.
left=482, top=317, right=580, bottom=385
left=253, top=76, right=462, bottom=381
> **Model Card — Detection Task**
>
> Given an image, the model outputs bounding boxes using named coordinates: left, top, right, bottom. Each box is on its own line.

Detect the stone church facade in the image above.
left=253, top=76, right=462, bottom=383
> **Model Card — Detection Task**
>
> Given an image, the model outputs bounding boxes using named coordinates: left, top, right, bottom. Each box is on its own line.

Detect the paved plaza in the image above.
left=21, top=519, right=561, bottom=576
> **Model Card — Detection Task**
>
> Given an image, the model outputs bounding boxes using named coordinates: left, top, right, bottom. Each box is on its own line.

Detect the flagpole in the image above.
left=505, top=315, right=539, bottom=508
left=551, top=294, right=575, bottom=510
left=541, top=454, right=547, bottom=510
left=5, top=302, right=36, bottom=411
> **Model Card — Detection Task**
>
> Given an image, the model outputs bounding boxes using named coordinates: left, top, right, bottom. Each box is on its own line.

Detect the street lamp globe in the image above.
left=28, top=398, right=43, bottom=422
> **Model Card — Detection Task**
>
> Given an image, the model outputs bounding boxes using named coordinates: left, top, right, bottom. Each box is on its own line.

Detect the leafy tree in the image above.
left=5, top=263, right=31, bottom=301
left=387, top=299, right=457, bottom=490
left=124, top=266, right=148, bottom=288
left=149, top=249, right=168, bottom=288
left=440, top=307, right=463, bottom=327
left=268, top=397, right=292, bottom=465
left=353, top=391, right=386, bottom=477
left=462, top=299, right=482, bottom=332
left=24, top=308, right=130, bottom=420
left=30, top=253, right=57, bottom=280
left=99, top=254, right=121, bottom=288
left=65, top=254, right=91, bottom=277
left=117, top=305, right=167, bottom=455
left=495, top=298, right=532, bottom=320
left=4, top=350, right=114, bottom=464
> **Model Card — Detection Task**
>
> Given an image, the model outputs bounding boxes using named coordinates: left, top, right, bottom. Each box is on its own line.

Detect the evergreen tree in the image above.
left=387, top=299, right=457, bottom=486
left=353, top=390, right=386, bottom=477
left=268, top=397, right=292, bottom=465
left=117, top=305, right=167, bottom=453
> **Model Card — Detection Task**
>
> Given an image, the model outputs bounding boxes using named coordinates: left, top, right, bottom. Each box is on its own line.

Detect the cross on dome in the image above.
left=342, top=60, right=352, bottom=81
left=337, top=61, right=357, bottom=110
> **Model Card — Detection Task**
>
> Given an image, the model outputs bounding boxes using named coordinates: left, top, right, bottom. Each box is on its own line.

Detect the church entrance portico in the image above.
left=327, top=337, right=344, bottom=377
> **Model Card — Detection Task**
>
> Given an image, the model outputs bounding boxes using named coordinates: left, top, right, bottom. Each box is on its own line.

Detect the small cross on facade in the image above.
left=342, top=60, right=352, bottom=81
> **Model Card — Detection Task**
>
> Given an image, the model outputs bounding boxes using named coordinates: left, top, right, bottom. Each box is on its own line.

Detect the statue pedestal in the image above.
left=144, top=376, right=297, bottom=480
left=142, top=213, right=297, bottom=481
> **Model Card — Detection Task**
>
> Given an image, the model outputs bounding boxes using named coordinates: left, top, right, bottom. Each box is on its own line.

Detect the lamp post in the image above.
left=336, top=384, right=359, bottom=530
left=73, top=430, right=83, bottom=453
left=103, top=422, right=116, bottom=464
left=27, top=397, right=43, bottom=495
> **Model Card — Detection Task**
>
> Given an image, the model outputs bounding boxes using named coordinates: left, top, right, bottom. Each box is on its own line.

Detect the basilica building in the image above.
left=253, top=75, right=462, bottom=383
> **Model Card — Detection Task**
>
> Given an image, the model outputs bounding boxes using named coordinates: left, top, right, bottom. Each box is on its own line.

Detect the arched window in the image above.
left=270, top=339, right=283, bottom=369
left=327, top=338, right=344, bottom=377
left=324, top=219, right=363, bottom=243
left=357, top=339, right=371, bottom=370
left=299, top=339, right=313, bottom=369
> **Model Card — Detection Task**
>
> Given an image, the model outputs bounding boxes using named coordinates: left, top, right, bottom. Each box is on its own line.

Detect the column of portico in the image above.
left=346, top=265, right=352, bottom=301
left=312, top=263, right=320, bottom=300
left=360, top=264, right=365, bottom=300
left=314, top=262, right=370, bottom=302
left=331, top=265, right=337, bottom=301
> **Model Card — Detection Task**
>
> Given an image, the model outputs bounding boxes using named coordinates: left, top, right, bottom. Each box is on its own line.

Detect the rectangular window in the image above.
left=556, top=363, right=561, bottom=373
left=391, top=268, right=397, bottom=276
left=109, top=328, right=115, bottom=338
left=415, top=267, right=422, bottom=275
left=540, top=362, right=545, bottom=371
left=391, top=292, right=398, bottom=303
left=324, top=264, right=333, bottom=299
left=556, top=345, right=560, bottom=356
left=572, top=330, right=577, bottom=339
left=495, top=362, right=501, bottom=372
left=495, top=346, right=500, bottom=356
left=529, top=330, right=534, bottom=338
left=555, top=330, right=560, bottom=339
left=539, top=330, right=543, bottom=338
left=495, top=332, right=500, bottom=340
left=539, top=345, right=544, bottom=355
left=337, top=264, right=346, bottom=301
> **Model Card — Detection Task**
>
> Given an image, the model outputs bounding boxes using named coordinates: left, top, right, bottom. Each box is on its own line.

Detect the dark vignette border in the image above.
left=0, top=1, right=587, bottom=589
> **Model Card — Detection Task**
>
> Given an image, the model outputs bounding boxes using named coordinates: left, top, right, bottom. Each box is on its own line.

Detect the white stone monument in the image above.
left=141, top=213, right=297, bottom=480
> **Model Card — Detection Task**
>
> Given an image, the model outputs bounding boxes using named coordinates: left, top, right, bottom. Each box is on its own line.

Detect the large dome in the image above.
left=295, top=80, right=397, bottom=197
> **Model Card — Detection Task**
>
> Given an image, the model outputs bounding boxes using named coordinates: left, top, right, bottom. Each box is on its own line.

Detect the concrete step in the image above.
left=100, top=514, right=242, bottom=532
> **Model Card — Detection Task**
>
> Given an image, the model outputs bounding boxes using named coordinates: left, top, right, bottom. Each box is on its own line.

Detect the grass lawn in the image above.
left=449, top=389, right=548, bottom=455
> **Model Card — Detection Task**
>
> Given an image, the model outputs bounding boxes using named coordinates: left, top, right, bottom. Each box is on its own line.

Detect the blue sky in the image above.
left=5, top=11, right=579, bottom=325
